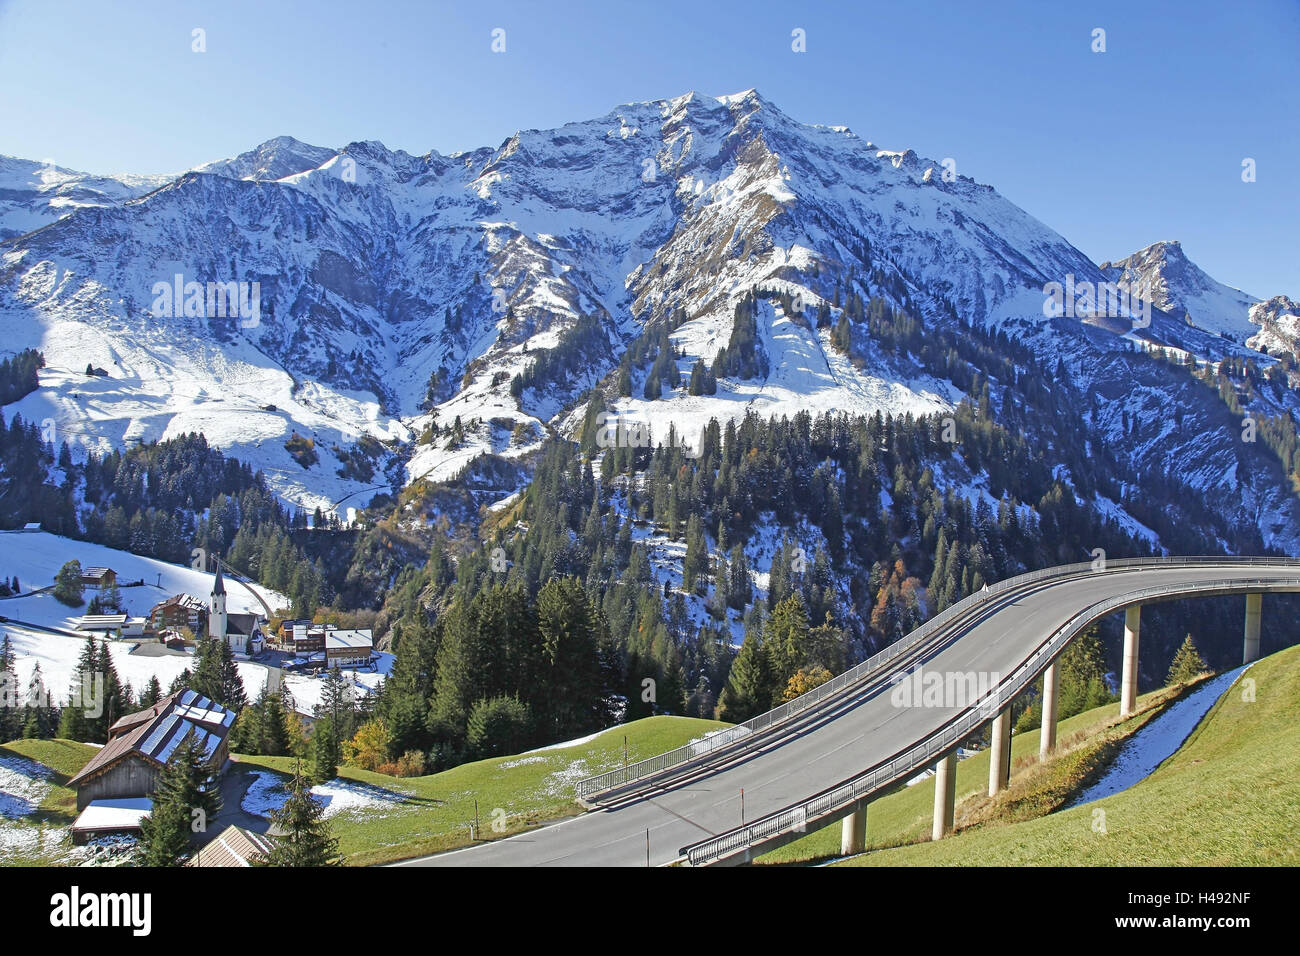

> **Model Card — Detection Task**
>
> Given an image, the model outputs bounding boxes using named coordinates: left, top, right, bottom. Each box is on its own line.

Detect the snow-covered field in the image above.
left=1068, top=665, right=1249, bottom=807
left=241, top=769, right=411, bottom=820
left=0, top=753, right=54, bottom=819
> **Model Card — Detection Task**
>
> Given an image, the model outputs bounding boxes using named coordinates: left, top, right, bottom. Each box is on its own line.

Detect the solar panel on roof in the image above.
left=141, top=713, right=181, bottom=758
left=179, top=690, right=196, bottom=706
left=155, top=722, right=206, bottom=763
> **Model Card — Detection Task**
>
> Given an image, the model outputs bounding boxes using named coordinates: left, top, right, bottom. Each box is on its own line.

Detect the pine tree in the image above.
left=0, top=635, right=22, bottom=742
left=1058, top=625, right=1115, bottom=718
left=1167, top=634, right=1209, bottom=685
left=309, top=715, right=341, bottom=784
left=536, top=578, right=602, bottom=741
left=682, top=514, right=705, bottom=593
left=57, top=635, right=98, bottom=741
left=716, top=626, right=770, bottom=722
left=139, top=676, right=162, bottom=709
left=258, top=684, right=290, bottom=756
left=765, top=593, right=812, bottom=701
left=265, top=762, right=339, bottom=866
left=138, top=732, right=221, bottom=866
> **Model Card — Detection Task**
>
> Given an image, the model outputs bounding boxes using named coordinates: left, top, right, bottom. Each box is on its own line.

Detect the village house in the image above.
left=149, top=593, right=207, bottom=634
left=325, top=628, right=375, bottom=667
left=278, top=619, right=324, bottom=653
left=67, top=689, right=237, bottom=834
left=79, top=566, right=117, bottom=590
left=72, top=613, right=146, bottom=638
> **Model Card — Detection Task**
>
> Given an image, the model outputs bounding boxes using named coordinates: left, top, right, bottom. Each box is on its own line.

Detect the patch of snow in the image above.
left=1068, top=665, right=1249, bottom=807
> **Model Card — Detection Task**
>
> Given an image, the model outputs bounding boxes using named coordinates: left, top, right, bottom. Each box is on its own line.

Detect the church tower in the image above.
left=209, top=558, right=228, bottom=644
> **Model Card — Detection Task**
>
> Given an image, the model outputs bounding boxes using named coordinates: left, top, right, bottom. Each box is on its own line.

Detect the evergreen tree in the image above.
left=57, top=635, right=98, bottom=741
left=139, top=676, right=162, bottom=709
left=265, top=762, right=339, bottom=866
left=309, top=715, right=341, bottom=784
left=716, top=626, right=770, bottom=722
left=1058, top=625, right=1115, bottom=719
left=466, top=694, right=533, bottom=758
left=138, top=732, right=222, bottom=866
left=53, top=560, right=85, bottom=607
left=535, top=578, right=602, bottom=741
left=0, top=635, right=22, bottom=742
left=764, top=593, right=812, bottom=702
left=192, top=638, right=247, bottom=711
left=1167, top=634, right=1209, bottom=685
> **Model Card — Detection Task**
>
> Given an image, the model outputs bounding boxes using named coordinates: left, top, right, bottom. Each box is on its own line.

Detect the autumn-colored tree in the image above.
left=343, top=717, right=392, bottom=772
left=783, top=665, right=834, bottom=702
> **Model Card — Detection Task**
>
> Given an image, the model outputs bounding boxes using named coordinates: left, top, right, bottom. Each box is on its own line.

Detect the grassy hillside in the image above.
left=235, top=715, right=729, bottom=866
left=756, top=683, right=1185, bottom=864
left=837, top=645, right=1300, bottom=866
left=0, top=738, right=98, bottom=866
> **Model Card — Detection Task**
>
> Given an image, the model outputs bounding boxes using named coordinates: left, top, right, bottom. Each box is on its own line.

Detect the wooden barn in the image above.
left=67, top=689, right=237, bottom=812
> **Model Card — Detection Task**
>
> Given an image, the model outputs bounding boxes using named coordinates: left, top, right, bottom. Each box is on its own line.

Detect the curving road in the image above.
left=398, top=559, right=1300, bottom=867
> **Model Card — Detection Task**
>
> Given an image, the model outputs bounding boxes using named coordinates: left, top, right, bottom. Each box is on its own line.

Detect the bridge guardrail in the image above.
left=681, top=572, right=1300, bottom=865
left=577, top=556, right=1300, bottom=799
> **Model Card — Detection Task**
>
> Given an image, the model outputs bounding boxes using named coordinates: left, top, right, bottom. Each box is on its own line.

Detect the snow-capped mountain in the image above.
left=1099, top=240, right=1260, bottom=340
left=0, top=156, right=171, bottom=241
left=1099, top=240, right=1300, bottom=358
left=1, top=90, right=1296, bottom=549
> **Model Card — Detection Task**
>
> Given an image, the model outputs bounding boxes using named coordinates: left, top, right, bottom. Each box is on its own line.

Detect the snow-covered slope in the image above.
left=1247, top=296, right=1300, bottom=356
left=0, top=156, right=171, bottom=241
left=0, top=530, right=282, bottom=629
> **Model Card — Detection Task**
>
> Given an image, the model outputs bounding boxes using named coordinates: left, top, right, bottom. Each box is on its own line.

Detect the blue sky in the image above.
left=1, top=0, right=1296, bottom=296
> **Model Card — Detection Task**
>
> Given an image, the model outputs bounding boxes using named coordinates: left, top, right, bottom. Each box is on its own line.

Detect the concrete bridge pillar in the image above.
left=1243, top=593, right=1262, bottom=664
left=932, top=752, right=957, bottom=841
left=989, top=707, right=1012, bottom=796
left=841, top=804, right=867, bottom=855
left=1040, top=659, right=1059, bottom=760
left=1120, top=605, right=1141, bottom=717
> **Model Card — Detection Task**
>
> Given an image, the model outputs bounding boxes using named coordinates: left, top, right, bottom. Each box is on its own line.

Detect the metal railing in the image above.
left=681, top=572, right=1300, bottom=865
left=577, top=555, right=1300, bottom=799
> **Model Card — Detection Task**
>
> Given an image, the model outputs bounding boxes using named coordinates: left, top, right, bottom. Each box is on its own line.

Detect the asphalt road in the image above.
left=399, top=561, right=1299, bottom=867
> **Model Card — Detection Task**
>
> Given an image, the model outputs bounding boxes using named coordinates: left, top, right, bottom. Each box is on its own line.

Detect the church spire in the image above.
left=212, top=558, right=226, bottom=597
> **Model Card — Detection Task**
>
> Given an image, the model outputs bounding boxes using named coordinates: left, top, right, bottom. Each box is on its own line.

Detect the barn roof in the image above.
left=68, top=689, right=237, bottom=788
left=71, top=797, right=153, bottom=835
left=186, top=825, right=275, bottom=867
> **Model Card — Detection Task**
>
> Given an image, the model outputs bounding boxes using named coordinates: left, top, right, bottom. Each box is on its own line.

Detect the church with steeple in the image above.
left=207, top=558, right=263, bottom=656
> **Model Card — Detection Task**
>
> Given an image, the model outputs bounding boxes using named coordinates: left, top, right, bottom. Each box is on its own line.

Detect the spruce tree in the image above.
left=1167, top=635, right=1209, bottom=685
left=57, top=635, right=98, bottom=741
left=266, top=762, right=339, bottom=866
left=0, top=635, right=22, bottom=742
left=716, top=626, right=770, bottom=722
left=138, top=732, right=222, bottom=866
left=309, top=715, right=341, bottom=784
